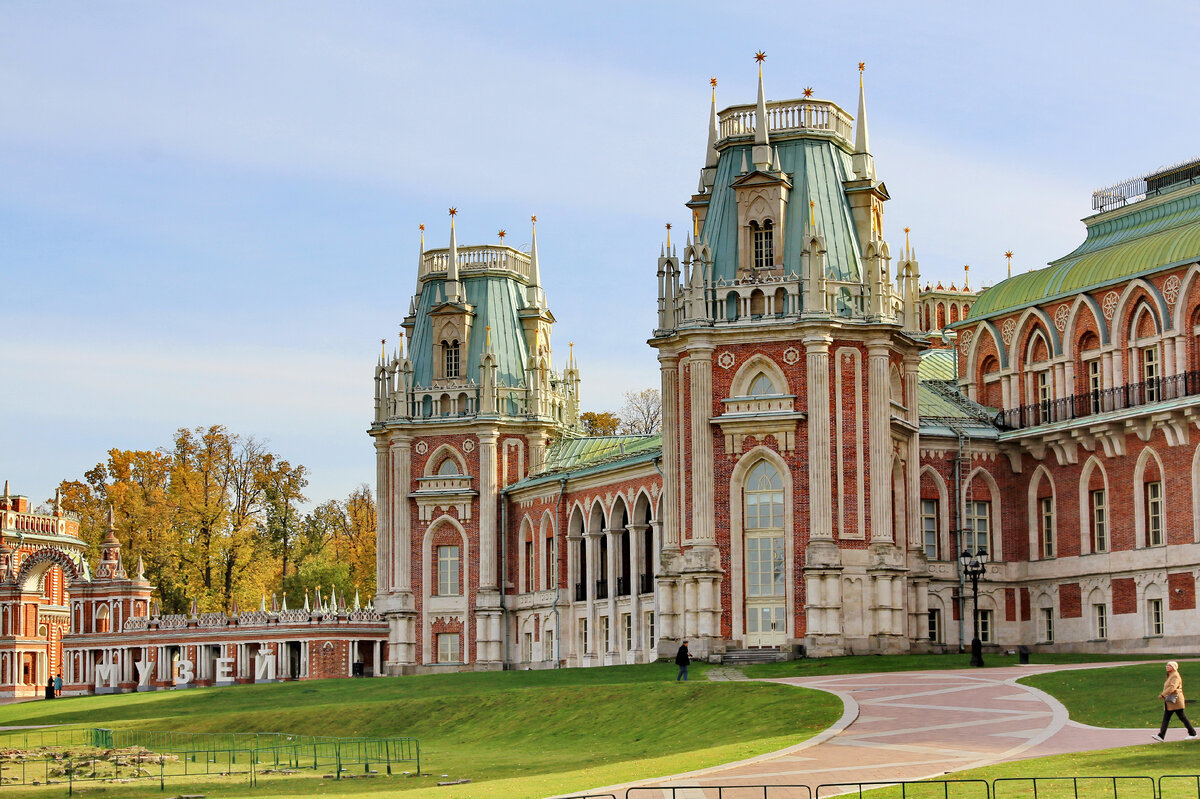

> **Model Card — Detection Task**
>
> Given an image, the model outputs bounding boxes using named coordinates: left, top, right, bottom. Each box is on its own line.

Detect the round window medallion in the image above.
left=1102, top=291, right=1119, bottom=320
left=1164, top=275, right=1181, bottom=306
left=717, top=351, right=735, bottom=370
left=462, top=439, right=475, bottom=453
left=1054, top=304, right=1069, bottom=331
left=414, top=441, right=429, bottom=455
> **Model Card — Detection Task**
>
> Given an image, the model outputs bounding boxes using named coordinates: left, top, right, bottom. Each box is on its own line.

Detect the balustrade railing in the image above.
left=997, top=371, right=1200, bottom=430
left=420, top=246, right=532, bottom=279
left=717, top=98, right=854, bottom=145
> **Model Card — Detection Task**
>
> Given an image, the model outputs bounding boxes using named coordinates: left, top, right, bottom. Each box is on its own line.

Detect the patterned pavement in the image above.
left=575, top=663, right=1161, bottom=799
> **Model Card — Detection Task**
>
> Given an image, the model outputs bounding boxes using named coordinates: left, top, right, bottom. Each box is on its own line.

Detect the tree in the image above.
left=580, top=411, right=621, bottom=436
left=264, top=459, right=309, bottom=580
left=618, top=388, right=662, bottom=434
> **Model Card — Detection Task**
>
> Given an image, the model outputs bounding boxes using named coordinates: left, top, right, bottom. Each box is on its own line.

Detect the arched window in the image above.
left=748, top=373, right=776, bottom=396
left=437, top=458, right=460, bottom=476
left=744, top=460, right=784, bottom=647
left=751, top=220, right=774, bottom=269
left=444, top=339, right=461, bottom=379
left=95, top=604, right=110, bottom=634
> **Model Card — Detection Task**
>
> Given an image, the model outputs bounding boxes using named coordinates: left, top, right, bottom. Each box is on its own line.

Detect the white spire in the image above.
left=853, top=62, right=875, bottom=180
left=446, top=208, right=460, bottom=301
left=527, top=215, right=543, bottom=308
left=705, top=78, right=720, bottom=168
left=752, top=52, right=772, bottom=171
left=740, top=149, right=748, bottom=174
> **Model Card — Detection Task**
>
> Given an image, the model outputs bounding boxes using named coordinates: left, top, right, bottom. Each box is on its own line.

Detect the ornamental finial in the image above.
left=755, top=51, right=766, bottom=63
left=448, top=207, right=457, bottom=217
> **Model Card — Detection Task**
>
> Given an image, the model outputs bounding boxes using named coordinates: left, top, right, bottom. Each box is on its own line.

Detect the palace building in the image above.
left=371, top=61, right=1200, bottom=672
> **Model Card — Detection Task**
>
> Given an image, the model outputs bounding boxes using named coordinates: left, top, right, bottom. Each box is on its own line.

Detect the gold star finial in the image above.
left=754, top=51, right=766, bottom=64
left=858, top=61, right=865, bottom=72
left=809, top=199, right=815, bottom=227
left=709, top=77, right=718, bottom=88
left=448, top=207, right=457, bottom=217
left=1005, top=250, right=1014, bottom=278
left=419, top=223, right=425, bottom=231
left=803, top=86, right=814, bottom=98
left=904, top=226, right=911, bottom=251
left=531, top=214, right=537, bottom=224
left=498, top=229, right=506, bottom=241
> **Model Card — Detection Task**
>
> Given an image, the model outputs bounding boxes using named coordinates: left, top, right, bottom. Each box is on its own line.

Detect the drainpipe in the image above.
left=501, top=485, right=509, bottom=669
left=954, top=427, right=966, bottom=654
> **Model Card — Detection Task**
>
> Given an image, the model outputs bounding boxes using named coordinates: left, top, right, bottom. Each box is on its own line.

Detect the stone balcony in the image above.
left=717, top=97, right=854, bottom=150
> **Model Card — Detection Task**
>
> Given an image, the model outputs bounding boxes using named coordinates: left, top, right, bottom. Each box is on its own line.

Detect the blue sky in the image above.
left=3, top=2, right=1197, bottom=507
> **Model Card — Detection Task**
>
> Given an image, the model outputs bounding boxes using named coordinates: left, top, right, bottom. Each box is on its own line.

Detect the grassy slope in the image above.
left=0, top=662, right=841, bottom=799
left=743, top=652, right=1164, bottom=678
left=1019, top=661, right=1199, bottom=728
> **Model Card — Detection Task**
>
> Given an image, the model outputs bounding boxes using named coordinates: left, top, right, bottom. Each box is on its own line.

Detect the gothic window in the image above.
left=748, top=373, right=776, bottom=396
left=744, top=460, right=785, bottom=646
left=964, top=500, right=990, bottom=555
left=444, top=339, right=461, bottom=379
left=1091, top=489, right=1108, bottom=552
left=95, top=605, right=110, bottom=634
left=921, top=499, right=938, bottom=560
left=1040, top=497, right=1055, bottom=558
left=1145, top=481, right=1164, bottom=546
left=751, top=220, right=774, bottom=269
left=437, top=458, right=460, bottom=476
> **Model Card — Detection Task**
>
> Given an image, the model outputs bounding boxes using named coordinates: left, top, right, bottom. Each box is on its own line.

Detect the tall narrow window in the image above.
left=748, top=373, right=777, bottom=396
left=545, top=533, right=555, bottom=590
left=622, top=613, right=632, bottom=651
left=1091, top=489, right=1108, bottom=553
left=1088, top=360, right=1102, bottom=413
left=437, top=545, right=461, bottom=596
left=544, top=629, right=554, bottom=662
left=1146, top=481, right=1164, bottom=546
left=1149, top=598, right=1164, bottom=636
left=975, top=609, right=993, bottom=644
left=1041, top=607, right=1054, bottom=643
left=1040, top=497, right=1055, bottom=558
left=921, top=499, right=939, bottom=560
left=752, top=220, right=774, bottom=270
left=579, top=618, right=588, bottom=653
left=745, top=460, right=786, bottom=646
left=1093, top=603, right=1108, bottom=640
left=1037, top=371, right=1051, bottom=422
left=600, top=616, right=610, bottom=653
left=965, top=500, right=991, bottom=556
left=444, top=340, right=461, bottom=379
left=927, top=609, right=942, bottom=643
left=524, top=539, right=534, bottom=592
left=1143, top=346, right=1159, bottom=402
left=646, top=611, right=655, bottom=651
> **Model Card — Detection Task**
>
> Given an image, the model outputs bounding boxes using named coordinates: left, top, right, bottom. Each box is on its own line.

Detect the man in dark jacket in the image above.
left=675, top=640, right=690, bottom=682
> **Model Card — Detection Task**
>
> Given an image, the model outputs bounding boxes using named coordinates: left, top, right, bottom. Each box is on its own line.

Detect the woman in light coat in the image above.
left=1153, top=661, right=1197, bottom=741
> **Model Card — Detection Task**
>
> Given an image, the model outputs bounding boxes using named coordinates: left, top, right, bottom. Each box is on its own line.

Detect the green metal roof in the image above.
left=701, top=139, right=863, bottom=283
left=507, top=434, right=662, bottom=491
left=967, top=184, right=1200, bottom=320
left=918, top=349, right=957, bottom=381
left=918, top=380, right=998, bottom=437
left=408, top=274, right=530, bottom=387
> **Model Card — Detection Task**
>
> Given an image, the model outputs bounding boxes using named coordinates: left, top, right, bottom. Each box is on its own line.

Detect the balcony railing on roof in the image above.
left=717, top=98, right=853, bottom=147
left=996, top=371, right=1200, bottom=431
left=1092, top=156, right=1200, bottom=211
left=420, top=245, right=533, bottom=280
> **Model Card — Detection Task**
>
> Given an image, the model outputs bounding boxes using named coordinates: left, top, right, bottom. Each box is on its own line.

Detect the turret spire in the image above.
left=446, top=207, right=460, bottom=301
left=753, top=51, right=772, bottom=170
left=853, top=61, right=875, bottom=180
left=705, top=77, right=720, bottom=169
left=1005, top=250, right=1014, bottom=278
left=527, top=214, right=543, bottom=308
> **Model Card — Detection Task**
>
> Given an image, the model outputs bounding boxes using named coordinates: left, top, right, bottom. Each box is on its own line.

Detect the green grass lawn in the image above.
left=742, top=651, right=1165, bottom=678
left=1019, top=661, right=1198, bottom=729
left=0, top=662, right=841, bottom=799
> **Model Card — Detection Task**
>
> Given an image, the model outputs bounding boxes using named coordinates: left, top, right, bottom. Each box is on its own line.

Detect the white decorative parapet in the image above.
left=718, top=99, right=854, bottom=146
left=421, top=245, right=533, bottom=279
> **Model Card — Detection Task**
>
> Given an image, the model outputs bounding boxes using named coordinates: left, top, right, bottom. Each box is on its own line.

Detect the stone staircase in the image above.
left=720, top=647, right=787, bottom=666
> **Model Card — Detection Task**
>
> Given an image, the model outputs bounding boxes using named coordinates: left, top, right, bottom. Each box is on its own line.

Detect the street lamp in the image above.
left=959, top=547, right=989, bottom=667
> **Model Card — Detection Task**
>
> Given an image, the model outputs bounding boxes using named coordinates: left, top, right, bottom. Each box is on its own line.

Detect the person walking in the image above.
left=54, top=673, right=62, bottom=697
left=1153, top=660, right=1197, bottom=741
left=675, top=640, right=690, bottom=682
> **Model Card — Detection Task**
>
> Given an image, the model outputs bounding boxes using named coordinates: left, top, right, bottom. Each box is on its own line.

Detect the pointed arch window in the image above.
left=751, top=220, right=774, bottom=269
left=744, top=460, right=785, bottom=646
left=443, top=339, right=461, bottom=379
left=748, top=373, right=777, bottom=396
left=437, top=458, right=461, bottom=476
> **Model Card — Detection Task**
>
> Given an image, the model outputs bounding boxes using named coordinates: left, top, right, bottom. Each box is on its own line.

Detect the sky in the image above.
left=3, top=1, right=1198, bottom=508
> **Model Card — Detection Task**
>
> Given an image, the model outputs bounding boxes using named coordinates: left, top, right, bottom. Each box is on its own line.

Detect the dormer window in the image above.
left=748, top=373, right=776, bottom=396
left=751, top=220, right=774, bottom=269
left=443, top=340, right=461, bottom=379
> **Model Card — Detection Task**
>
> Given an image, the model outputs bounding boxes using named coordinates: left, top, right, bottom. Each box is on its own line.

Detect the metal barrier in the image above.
left=627, top=786, right=813, bottom=798
left=0, top=726, right=419, bottom=794
left=816, top=781, right=990, bottom=799
left=993, top=777, right=1157, bottom=799
left=1159, top=776, right=1200, bottom=799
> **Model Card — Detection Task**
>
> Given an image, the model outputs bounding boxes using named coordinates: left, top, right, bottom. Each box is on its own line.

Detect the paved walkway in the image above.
left=578, top=663, right=1163, bottom=799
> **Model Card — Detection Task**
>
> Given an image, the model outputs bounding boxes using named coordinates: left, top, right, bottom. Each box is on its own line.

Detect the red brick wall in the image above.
left=1059, top=582, right=1081, bottom=618
left=1169, top=572, right=1196, bottom=611
left=1111, top=577, right=1136, bottom=615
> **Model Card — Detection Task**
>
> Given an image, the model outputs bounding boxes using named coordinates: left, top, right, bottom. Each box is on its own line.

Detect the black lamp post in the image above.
left=959, top=547, right=989, bottom=667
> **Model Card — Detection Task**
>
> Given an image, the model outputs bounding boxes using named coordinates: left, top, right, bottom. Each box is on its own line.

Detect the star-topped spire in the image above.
left=705, top=77, right=720, bottom=169
left=446, top=206, right=460, bottom=301
left=964, top=263, right=970, bottom=290
left=1005, top=250, right=1014, bottom=278
left=527, top=214, right=543, bottom=308
left=665, top=222, right=672, bottom=250
left=853, top=60, right=874, bottom=180
left=904, top=226, right=911, bottom=256
left=753, top=51, right=770, bottom=161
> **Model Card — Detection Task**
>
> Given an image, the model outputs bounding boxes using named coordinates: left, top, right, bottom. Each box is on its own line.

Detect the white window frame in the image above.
left=1088, top=359, right=1102, bottom=413
left=600, top=616, right=610, bottom=653
left=1143, top=345, right=1159, bottom=402
left=437, top=545, right=461, bottom=596
left=1091, top=489, right=1108, bottom=553
left=927, top=608, right=942, bottom=643
left=974, top=608, right=993, bottom=644
left=622, top=613, right=632, bottom=652
left=646, top=611, right=656, bottom=651
left=1093, top=603, right=1108, bottom=640
left=1146, top=481, right=1164, bottom=547
left=965, top=501, right=991, bottom=556
left=1041, top=607, right=1054, bottom=643
left=437, top=632, right=461, bottom=663
left=579, top=618, right=588, bottom=653
left=1040, top=496, right=1055, bottom=558
left=1149, top=598, right=1164, bottom=637
left=921, top=499, right=938, bottom=561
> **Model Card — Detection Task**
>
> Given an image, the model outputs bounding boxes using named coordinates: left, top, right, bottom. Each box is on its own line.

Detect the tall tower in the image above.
left=371, top=212, right=581, bottom=673
left=651, top=57, right=926, bottom=658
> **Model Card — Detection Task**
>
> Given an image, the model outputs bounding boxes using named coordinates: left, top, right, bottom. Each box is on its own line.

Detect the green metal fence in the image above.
left=0, top=726, right=419, bottom=793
